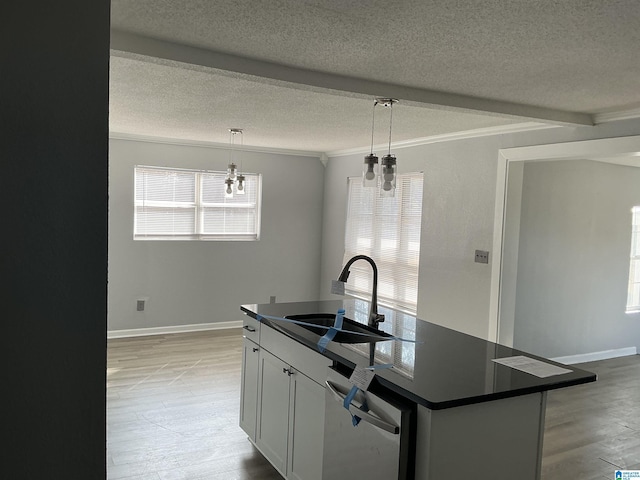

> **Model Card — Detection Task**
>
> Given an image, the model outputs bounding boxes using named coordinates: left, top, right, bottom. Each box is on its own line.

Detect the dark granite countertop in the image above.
left=241, top=299, right=596, bottom=410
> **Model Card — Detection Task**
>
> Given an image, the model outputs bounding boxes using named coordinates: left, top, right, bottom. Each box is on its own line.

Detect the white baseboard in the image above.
left=107, top=320, right=243, bottom=339
left=551, top=347, right=638, bottom=365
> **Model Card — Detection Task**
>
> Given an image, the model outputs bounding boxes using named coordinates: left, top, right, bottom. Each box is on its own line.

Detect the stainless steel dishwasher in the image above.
left=323, top=367, right=414, bottom=480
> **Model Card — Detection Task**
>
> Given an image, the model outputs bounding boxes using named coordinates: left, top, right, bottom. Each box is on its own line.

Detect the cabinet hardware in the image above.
left=253, top=347, right=259, bottom=352
left=243, top=325, right=256, bottom=332
left=282, top=367, right=294, bottom=376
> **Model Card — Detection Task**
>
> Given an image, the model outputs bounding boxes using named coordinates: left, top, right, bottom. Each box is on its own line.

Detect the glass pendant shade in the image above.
left=236, top=174, right=246, bottom=195
left=380, top=154, right=397, bottom=197
left=362, top=154, right=379, bottom=187
left=226, top=162, right=237, bottom=181
left=224, top=177, right=234, bottom=198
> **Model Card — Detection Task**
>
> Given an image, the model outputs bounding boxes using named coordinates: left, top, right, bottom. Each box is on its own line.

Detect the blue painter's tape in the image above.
left=316, top=327, right=337, bottom=352
left=344, top=385, right=369, bottom=427
left=317, top=309, right=345, bottom=353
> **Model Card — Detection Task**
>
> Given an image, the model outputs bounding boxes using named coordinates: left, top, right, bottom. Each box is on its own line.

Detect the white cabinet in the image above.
left=256, top=348, right=326, bottom=480
left=243, top=322, right=331, bottom=480
left=287, top=370, right=325, bottom=480
left=239, top=336, right=260, bottom=441
left=256, top=348, right=291, bottom=473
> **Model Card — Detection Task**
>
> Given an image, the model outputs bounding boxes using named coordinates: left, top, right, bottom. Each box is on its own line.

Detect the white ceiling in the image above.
left=109, top=0, right=640, bottom=154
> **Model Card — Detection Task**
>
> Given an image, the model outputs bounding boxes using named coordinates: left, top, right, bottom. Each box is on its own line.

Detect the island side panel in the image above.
left=415, top=392, right=546, bottom=480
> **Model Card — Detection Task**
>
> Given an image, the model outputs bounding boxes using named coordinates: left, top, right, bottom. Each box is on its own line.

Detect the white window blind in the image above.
left=343, top=173, right=423, bottom=314
left=627, top=206, right=640, bottom=313
left=134, top=166, right=261, bottom=241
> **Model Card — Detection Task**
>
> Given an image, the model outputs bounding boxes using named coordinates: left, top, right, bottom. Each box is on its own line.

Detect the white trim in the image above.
left=489, top=150, right=510, bottom=343
left=111, top=123, right=557, bottom=160
left=551, top=347, right=638, bottom=365
left=594, top=107, right=640, bottom=124
left=491, top=135, right=640, bottom=345
left=107, top=320, right=242, bottom=339
left=109, top=131, right=323, bottom=158
left=327, top=123, right=556, bottom=157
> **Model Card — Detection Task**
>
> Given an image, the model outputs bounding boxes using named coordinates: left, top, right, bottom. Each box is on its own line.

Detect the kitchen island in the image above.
left=240, top=299, right=596, bottom=480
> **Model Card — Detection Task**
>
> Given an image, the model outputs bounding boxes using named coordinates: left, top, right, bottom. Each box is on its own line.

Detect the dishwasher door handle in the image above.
left=325, top=380, right=399, bottom=434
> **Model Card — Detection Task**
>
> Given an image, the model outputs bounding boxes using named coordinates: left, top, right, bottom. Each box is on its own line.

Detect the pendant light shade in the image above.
left=363, top=153, right=379, bottom=187
left=226, top=162, right=237, bottom=181
left=236, top=173, right=246, bottom=195
left=380, top=154, right=397, bottom=197
left=224, top=177, right=234, bottom=198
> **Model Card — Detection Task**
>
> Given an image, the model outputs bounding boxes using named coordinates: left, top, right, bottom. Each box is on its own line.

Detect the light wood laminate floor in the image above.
left=107, top=330, right=640, bottom=479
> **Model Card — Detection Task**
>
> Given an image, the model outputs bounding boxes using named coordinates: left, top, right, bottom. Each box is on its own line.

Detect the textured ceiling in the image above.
left=109, top=0, right=640, bottom=153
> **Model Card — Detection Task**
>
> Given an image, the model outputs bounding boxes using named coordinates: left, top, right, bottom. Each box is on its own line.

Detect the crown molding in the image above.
left=109, top=131, right=323, bottom=158
left=326, top=122, right=557, bottom=157
left=593, top=107, right=640, bottom=124
left=111, top=114, right=640, bottom=161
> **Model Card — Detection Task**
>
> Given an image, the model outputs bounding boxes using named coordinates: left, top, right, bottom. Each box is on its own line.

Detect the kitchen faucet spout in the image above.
left=333, top=255, right=385, bottom=329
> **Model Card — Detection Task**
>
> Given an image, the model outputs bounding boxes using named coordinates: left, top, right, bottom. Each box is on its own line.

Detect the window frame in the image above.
left=627, top=205, right=640, bottom=313
left=342, top=172, right=424, bottom=315
left=133, top=165, right=262, bottom=241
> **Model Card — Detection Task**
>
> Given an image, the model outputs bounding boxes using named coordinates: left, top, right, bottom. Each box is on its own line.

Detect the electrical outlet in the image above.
left=136, top=299, right=145, bottom=312
left=475, top=250, right=489, bottom=264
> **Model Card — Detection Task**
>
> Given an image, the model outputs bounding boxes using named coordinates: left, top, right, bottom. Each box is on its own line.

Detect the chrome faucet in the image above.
left=332, top=255, right=385, bottom=329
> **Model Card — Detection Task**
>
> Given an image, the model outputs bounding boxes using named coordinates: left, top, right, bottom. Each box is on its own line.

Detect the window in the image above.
left=343, top=173, right=423, bottom=314
left=347, top=299, right=416, bottom=378
left=134, top=166, right=261, bottom=241
left=627, top=206, right=640, bottom=313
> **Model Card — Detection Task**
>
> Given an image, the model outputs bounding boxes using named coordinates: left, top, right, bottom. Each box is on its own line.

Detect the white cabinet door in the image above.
left=256, top=348, right=291, bottom=476
left=247, top=327, right=330, bottom=480
left=239, top=337, right=260, bottom=441
left=288, top=372, right=325, bottom=480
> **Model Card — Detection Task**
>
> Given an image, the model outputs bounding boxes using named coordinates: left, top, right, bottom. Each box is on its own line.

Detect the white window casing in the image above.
left=134, top=166, right=261, bottom=241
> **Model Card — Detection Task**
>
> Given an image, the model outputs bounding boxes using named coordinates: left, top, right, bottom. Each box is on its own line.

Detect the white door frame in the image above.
left=489, top=135, right=640, bottom=344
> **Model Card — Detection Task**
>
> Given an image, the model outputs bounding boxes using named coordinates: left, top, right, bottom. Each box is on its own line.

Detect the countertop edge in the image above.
left=241, top=303, right=597, bottom=411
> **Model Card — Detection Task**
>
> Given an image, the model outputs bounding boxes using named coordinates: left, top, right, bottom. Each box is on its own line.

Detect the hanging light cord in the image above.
left=387, top=102, right=393, bottom=156
left=239, top=130, right=243, bottom=173
left=229, top=129, right=235, bottom=169
left=232, top=129, right=243, bottom=173
left=370, top=99, right=378, bottom=154
left=228, top=128, right=244, bottom=173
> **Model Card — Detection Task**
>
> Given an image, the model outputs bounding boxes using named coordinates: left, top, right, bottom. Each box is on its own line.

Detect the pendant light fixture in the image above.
left=224, top=128, right=245, bottom=198
left=362, top=99, right=379, bottom=187
left=380, top=98, right=397, bottom=198
left=362, top=98, right=398, bottom=197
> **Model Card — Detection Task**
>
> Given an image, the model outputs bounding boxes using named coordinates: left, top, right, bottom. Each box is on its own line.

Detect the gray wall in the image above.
left=513, top=160, right=640, bottom=358
left=2, top=0, right=109, bottom=477
left=109, top=116, right=640, bottom=358
left=108, top=139, right=325, bottom=332
left=320, top=119, right=640, bottom=343
left=320, top=136, right=500, bottom=339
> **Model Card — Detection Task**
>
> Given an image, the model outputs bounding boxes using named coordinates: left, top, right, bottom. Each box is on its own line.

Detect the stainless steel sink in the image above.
left=284, top=313, right=392, bottom=344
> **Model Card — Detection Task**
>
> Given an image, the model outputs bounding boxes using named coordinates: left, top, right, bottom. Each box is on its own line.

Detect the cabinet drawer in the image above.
left=261, top=325, right=331, bottom=385
left=242, top=315, right=260, bottom=343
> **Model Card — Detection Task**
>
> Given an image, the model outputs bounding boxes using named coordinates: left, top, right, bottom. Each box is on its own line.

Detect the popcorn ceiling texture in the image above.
left=109, top=0, right=640, bottom=152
